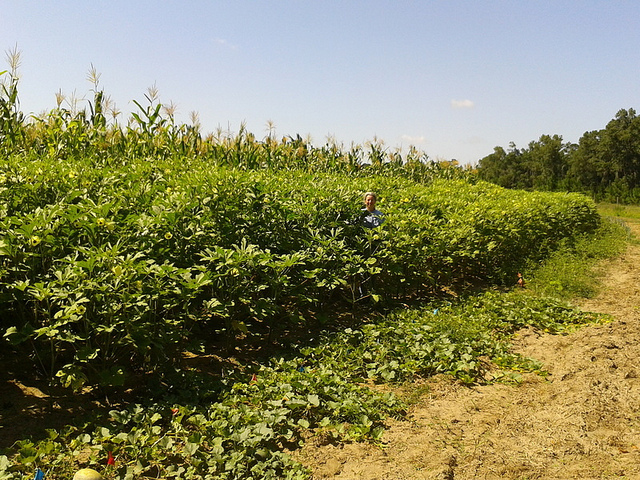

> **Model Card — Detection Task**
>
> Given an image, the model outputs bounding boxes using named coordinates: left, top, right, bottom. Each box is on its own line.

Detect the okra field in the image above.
left=0, top=61, right=627, bottom=479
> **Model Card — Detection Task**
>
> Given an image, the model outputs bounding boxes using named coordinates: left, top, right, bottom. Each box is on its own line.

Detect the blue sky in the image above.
left=2, top=1, right=639, bottom=164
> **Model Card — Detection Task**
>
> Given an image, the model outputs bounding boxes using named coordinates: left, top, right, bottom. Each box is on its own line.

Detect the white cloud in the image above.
left=400, top=134, right=426, bottom=144
left=214, top=38, right=238, bottom=50
left=451, top=99, right=475, bottom=109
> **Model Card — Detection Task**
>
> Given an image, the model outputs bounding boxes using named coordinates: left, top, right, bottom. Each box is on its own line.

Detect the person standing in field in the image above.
left=358, top=191, right=384, bottom=299
left=361, top=191, right=385, bottom=228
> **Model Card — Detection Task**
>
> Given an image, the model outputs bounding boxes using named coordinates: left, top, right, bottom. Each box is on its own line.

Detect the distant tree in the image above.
left=567, top=108, right=640, bottom=201
left=477, top=108, right=640, bottom=203
left=478, top=135, right=571, bottom=191
left=566, top=129, right=605, bottom=193
left=601, top=108, right=640, bottom=188
left=477, top=143, right=525, bottom=188
left=526, top=134, right=573, bottom=191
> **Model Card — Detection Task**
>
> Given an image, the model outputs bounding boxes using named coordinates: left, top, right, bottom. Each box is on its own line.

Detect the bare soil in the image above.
left=295, top=221, right=640, bottom=480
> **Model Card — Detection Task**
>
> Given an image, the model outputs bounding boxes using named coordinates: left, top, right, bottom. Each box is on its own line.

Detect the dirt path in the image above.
left=296, top=221, right=640, bottom=479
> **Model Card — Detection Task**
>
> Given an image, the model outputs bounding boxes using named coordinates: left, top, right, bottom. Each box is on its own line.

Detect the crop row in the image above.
left=0, top=153, right=600, bottom=387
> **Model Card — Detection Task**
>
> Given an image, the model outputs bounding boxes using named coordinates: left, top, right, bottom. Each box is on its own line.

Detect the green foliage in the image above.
left=477, top=135, right=574, bottom=191
left=568, top=108, right=640, bottom=203
left=527, top=218, right=630, bottom=299
left=0, top=292, right=605, bottom=480
left=477, top=109, right=640, bottom=204
left=597, top=202, right=640, bottom=222
left=0, top=153, right=600, bottom=388
left=0, top=45, right=626, bottom=480
left=300, top=291, right=606, bottom=386
left=0, top=48, right=25, bottom=152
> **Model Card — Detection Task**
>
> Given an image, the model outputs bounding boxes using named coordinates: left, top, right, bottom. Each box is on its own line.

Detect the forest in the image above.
left=476, top=108, right=640, bottom=203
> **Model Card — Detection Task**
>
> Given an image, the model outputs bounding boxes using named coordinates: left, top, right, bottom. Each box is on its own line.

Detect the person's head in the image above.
left=363, top=192, right=377, bottom=212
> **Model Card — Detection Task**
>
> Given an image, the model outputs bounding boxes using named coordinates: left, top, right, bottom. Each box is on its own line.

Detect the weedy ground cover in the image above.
left=526, top=218, right=630, bottom=299
left=597, top=202, right=640, bottom=222
left=0, top=290, right=610, bottom=480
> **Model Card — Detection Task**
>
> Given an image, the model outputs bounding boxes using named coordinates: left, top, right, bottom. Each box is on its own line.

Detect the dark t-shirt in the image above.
left=362, top=208, right=384, bottom=228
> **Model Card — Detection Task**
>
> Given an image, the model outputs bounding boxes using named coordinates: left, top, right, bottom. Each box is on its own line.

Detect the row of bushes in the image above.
left=0, top=153, right=600, bottom=388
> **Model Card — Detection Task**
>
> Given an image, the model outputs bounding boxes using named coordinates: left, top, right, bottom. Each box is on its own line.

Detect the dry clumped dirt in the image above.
left=296, top=221, right=640, bottom=480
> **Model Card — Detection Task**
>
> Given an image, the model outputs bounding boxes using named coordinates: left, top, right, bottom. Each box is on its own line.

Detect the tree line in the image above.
left=476, top=108, right=640, bottom=204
